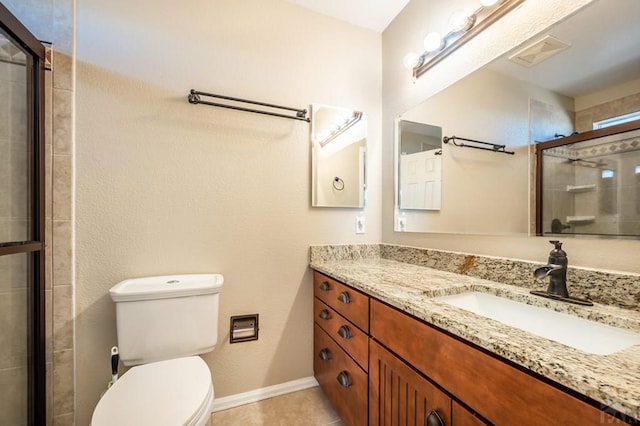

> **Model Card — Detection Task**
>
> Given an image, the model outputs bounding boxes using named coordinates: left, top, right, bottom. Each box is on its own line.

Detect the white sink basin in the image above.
left=435, top=292, right=640, bottom=355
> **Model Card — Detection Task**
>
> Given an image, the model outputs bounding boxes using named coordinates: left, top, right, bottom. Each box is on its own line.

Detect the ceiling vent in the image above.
left=508, top=35, right=571, bottom=67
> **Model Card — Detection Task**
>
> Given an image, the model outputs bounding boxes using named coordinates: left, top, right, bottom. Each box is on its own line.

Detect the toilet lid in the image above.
left=92, top=356, right=213, bottom=426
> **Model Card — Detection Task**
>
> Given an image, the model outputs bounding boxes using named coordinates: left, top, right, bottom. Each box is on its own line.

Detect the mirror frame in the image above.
left=535, top=119, right=640, bottom=236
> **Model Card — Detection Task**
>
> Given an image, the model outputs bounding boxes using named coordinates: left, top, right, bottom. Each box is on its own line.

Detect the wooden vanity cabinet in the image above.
left=314, top=324, right=368, bottom=426
left=314, top=272, right=369, bottom=332
left=369, top=339, right=451, bottom=426
left=370, top=299, right=622, bottom=425
left=313, top=272, right=370, bottom=426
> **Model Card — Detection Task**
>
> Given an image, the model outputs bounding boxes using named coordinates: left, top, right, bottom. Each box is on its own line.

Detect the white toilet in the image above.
left=91, top=274, right=224, bottom=426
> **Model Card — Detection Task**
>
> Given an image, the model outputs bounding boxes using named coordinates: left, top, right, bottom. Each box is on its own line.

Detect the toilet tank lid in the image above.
left=110, top=274, right=223, bottom=302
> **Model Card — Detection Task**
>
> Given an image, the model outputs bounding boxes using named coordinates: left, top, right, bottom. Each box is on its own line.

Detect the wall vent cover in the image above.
left=508, top=35, right=570, bottom=67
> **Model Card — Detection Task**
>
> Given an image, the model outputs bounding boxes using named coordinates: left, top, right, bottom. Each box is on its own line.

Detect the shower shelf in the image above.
left=566, top=184, right=596, bottom=193
left=566, top=216, right=595, bottom=224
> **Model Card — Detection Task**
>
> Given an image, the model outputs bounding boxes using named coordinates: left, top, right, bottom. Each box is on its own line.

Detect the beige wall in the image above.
left=75, top=0, right=381, bottom=423
left=575, top=79, right=640, bottom=132
left=382, top=0, right=640, bottom=273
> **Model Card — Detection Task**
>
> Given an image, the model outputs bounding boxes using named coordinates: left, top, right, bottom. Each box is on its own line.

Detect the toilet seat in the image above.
left=91, top=356, right=213, bottom=426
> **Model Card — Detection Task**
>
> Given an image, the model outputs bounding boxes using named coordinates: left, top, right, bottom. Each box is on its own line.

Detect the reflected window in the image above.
left=601, top=169, right=615, bottom=179
left=593, top=111, right=640, bottom=129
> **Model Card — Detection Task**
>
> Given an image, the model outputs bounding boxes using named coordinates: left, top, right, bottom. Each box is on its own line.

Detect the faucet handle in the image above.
left=549, top=240, right=563, bottom=249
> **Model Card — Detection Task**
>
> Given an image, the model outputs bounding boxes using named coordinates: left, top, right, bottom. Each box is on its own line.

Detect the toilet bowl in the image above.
left=91, top=356, right=213, bottom=426
left=91, top=274, right=223, bottom=425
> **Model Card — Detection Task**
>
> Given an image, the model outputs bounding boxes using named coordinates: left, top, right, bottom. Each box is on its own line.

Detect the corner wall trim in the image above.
left=210, top=376, right=319, bottom=413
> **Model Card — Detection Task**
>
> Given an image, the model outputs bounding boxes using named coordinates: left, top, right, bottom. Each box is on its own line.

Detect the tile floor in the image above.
left=208, top=386, right=343, bottom=425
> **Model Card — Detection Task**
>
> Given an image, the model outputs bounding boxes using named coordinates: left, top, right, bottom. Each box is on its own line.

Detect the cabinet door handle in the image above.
left=319, top=281, right=330, bottom=292
left=337, top=291, right=350, bottom=304
left=318, top=309, right=330, bottom=320
left=336, top=371, right=351, bottom=388
left=426, top=410, right=444, bottom=426
left=337, top=325, right=351, bottom=340
left=318, top=348, right=330, bottom=362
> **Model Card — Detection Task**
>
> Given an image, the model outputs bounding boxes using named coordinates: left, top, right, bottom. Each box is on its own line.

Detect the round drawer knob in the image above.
left=337, top=291, right=350, bottom=304
left=337, top=325, right=351, bottom=340
left=336, top=371, right=351, bottom=388
left=318, top=348, right=330, bottom=362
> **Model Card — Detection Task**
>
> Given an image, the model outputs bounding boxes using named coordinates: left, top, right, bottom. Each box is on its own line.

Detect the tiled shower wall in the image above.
left=575, top=92, right=640, bottom=133
left=4, top=0, right=75, bottom=424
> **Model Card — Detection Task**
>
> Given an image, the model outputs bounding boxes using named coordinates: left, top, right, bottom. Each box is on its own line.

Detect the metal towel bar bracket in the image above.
left=443, top=135, right=515, bottom=155
left=188, top=89, right=310, bottom=122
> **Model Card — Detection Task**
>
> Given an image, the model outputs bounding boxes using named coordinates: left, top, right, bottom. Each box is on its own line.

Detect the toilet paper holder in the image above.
left=230, top=314, right=259, bottom=343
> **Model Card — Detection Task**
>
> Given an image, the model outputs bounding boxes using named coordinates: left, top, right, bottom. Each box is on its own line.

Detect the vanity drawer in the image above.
left=313, top=272, right=369, bottom=332
left=314, top=323, right=367, bottom=426
left=314, top=298, right=369, bottom=371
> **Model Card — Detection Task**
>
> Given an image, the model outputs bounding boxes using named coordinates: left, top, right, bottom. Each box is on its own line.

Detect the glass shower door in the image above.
left=0, top=4, right=46, bottom=425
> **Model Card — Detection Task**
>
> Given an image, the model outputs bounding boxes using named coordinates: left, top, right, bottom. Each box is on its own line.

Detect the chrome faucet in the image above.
left=531, top=241, right=593, bottom=306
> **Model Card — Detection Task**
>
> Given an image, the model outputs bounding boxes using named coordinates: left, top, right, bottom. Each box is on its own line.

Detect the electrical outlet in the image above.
left=398, top=216, right=406, bottom=232
left=356, top=215, right=365, bottom=234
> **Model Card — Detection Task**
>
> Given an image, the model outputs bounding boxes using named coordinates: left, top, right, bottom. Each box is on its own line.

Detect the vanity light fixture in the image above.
left=404, top=0, right=525, bottom=78
left=318, top=111, right=364, bottom=147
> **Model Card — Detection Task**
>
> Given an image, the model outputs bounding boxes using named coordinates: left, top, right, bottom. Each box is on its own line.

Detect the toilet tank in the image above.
left=109, top=274, right=224, bottom=366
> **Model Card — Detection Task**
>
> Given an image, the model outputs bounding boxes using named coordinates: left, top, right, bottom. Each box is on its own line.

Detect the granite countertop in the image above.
left=310, top=258, right=640, bottom=420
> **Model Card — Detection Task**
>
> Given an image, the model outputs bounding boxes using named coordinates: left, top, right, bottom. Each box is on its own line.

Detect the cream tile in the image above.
left=45, top=67, right=53, bottom=147
left=53, top=51, right=73, bottom=91
left=53, top=348, right=75, bottom=416
left=0, top=366, right=28, bottom=425
left=53, top=154, right=72, bottom=220
left=53, top=412, right=75, bottom=426
left=47, top=361, right=53, bottom=426
left=53, top=285, right=73, bottom=351
left=46, top=289, right=53, bottom=363
left=45, top=142, right=53, bottom=220
left=0, top=289, right=28, bottom=370
left=53, top=88, right=72, bottom=155
left=45, top=217, right=53, bottom=290
left=52, top=219, right=72, bottom=285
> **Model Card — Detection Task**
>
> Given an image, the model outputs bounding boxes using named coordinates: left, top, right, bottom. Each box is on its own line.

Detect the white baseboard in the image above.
left=210, top=376, right=319, bottom=413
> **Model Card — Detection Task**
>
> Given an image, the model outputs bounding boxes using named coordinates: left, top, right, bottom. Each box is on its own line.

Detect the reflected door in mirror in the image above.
left=397, top=120, right=442, bottom=210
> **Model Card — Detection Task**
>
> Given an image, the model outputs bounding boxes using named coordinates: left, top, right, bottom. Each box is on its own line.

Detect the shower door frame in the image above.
left=0, top=3, right=46, bottom=424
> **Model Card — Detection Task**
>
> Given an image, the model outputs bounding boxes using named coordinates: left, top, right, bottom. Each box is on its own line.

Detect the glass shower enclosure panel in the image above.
left=1, top=28, right=32, bottom=242
left=0, top=27, right=35, bottom=425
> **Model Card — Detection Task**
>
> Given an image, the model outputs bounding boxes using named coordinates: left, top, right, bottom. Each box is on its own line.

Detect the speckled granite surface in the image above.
left=309, top=244, right=640, bottom=420
left=380, top=244, right=640, bottom=310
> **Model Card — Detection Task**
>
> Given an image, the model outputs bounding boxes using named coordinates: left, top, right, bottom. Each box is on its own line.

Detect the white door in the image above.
left=400, top=149, right=442, bottom=210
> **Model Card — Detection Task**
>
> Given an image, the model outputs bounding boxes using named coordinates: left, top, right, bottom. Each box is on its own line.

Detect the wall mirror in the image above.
left=396, top=120, right=442, bottom=210
left=394, top=0, right=640, bottom=239
left=537, top=121, right=640, bottom=238
left=311, top=103, right=367, bottom=208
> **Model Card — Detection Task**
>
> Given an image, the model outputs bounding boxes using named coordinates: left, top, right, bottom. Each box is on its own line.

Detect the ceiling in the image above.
left=488, top=0, right=640, bottom=98
left=285, top=0, right=410, bottom=32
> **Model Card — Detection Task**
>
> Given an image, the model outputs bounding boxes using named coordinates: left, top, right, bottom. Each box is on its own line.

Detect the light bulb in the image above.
left=480, top=0, right=499, bottom=6
left=403, top=52, right=421, bottom=69
left=423, top=32, right=444, bottom=53
left=449, top=10, right=475, bottom=32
